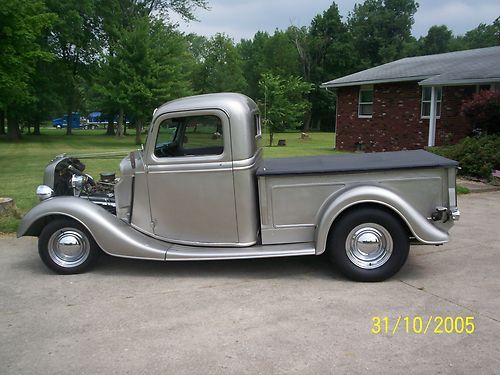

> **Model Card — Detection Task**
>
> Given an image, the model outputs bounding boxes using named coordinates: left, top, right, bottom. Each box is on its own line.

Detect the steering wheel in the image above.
left=157, top=141, right=179, bottom=157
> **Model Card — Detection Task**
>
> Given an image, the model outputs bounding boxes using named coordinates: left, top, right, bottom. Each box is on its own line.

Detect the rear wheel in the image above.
left=328, top=208, right=409, bottom=281
left=38, top=219, right=100, bottom=274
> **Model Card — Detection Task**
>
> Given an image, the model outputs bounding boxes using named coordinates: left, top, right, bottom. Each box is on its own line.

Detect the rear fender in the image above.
left=315, top=185, right=449, bottom=255
left=17, top=197, right=167, bottom=260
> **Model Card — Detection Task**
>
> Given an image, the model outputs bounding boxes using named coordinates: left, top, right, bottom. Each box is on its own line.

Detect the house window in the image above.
left=478, top=84, right=491, bottom=92
left=421, top=87, right=442, bottom=119
left=358, top=85, right=373, bottom=118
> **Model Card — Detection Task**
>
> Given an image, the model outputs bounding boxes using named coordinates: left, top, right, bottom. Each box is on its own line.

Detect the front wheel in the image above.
left=38, top=219, right=100, bottom=274
left=328, top=208, right=409, bottom=281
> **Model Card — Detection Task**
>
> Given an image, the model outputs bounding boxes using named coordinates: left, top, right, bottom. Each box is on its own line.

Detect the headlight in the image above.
left=36, top=185, right=54, bottom=201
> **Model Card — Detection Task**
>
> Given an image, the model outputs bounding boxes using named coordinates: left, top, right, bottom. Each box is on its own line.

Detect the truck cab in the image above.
left=123, top=93, right=262, bottom=246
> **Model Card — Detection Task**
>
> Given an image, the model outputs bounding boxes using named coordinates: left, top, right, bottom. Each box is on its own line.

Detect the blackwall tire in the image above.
left=38, top=219, right=100, bottom=274
left=328, top=207, right=409, bottom=282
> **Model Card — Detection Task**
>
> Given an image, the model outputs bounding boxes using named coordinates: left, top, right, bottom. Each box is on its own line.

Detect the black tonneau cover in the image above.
left=256, top=150, right=458, bottom=177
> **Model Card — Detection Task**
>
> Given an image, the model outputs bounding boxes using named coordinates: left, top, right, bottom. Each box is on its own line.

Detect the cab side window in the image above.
left=154, top=115, right=224, bottom=158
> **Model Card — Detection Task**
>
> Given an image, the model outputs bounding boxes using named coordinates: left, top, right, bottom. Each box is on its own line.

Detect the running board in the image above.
left=166, top=242, right=316, bottom=261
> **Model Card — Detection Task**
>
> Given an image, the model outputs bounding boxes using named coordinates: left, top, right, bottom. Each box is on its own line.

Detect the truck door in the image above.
left=145, top=110, right=238, bottom=245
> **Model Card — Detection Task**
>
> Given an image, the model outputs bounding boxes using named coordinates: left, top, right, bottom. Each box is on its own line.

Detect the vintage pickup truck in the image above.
left=18, top=93, right=460, bottom=281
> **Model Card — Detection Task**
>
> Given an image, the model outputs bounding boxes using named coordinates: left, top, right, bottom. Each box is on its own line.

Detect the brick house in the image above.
left=322, top=47, right=500, bottom=152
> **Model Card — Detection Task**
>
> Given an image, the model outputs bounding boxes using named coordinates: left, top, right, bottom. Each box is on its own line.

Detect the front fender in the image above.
left=315, top=185, right=449, bottom=255
left=17, top=197, right=167, bottom=260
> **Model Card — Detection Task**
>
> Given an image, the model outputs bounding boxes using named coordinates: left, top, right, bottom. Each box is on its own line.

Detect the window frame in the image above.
left=147, top=109, right=231, bottom=166
left=421, top=86, right=442, bottom=119
left=358, top=85, right=374, bottom=118
left=254, top=114, right=262, bottom=139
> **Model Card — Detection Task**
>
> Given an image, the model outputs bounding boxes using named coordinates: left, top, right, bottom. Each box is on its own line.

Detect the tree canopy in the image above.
left=0, top=0, right=54, bottom=138
left=1, top=0, right=498, bottom=140
left=259, top=73, right=313, bottom=146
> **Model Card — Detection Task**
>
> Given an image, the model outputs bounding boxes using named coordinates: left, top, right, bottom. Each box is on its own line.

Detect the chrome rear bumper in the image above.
left=451, top=208, right=460, bottom=221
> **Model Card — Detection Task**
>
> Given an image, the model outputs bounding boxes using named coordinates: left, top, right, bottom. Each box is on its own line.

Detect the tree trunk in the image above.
left=303, top=110, right=312, bottom=132
left=33, top=121, right=41, bottom=135
left=116, top=108, right=124, bottom=137
left=135, top=119, right=142, bottom=145
left=0, top=110, right=5, bottom=135
left=7, top=115, right=21, bottom=141
left=106, top=115, right=115, bottom=135
left=269, top=132, right=274, bottom=147
left=66, top=110, right=72, bottom=135
left=0, top=198, right=20, bottom=217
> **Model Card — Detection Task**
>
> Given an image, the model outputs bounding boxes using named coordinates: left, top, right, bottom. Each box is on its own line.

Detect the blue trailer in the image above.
left=87, top=111, right=131, bottom=128
left=87, top=112, right=109, bottom=128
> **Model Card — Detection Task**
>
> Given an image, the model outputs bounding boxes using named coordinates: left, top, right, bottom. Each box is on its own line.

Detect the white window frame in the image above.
left=476, top=83, right=494, bottom=93
left=358, top=85, right=374, bottom=118
left=421, top=86, right=442, bottom=119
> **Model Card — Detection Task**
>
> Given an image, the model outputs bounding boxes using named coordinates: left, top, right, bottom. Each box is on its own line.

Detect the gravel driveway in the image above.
left=1, top=191, right=499, bottom=374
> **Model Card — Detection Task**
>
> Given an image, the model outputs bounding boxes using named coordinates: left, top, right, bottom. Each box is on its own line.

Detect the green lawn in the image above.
left=0, top=129, right=337, bottom=232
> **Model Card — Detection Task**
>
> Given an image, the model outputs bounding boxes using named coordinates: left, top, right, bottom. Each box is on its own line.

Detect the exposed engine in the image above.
left=49, top=156, right=117, bottom=214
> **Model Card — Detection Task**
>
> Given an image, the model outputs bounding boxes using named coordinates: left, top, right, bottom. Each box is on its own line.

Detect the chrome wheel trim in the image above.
left=47, top=228, right=90, bottom=268
left=345, top=223, right=393, bottom=269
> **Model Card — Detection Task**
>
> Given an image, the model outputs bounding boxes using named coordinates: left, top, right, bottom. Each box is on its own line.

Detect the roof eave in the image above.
left=321, top=75, right=432, bottom=88
left=419, top=77, right=500, bottom=86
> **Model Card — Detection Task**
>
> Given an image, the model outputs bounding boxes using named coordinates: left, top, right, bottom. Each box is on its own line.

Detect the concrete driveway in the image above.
left=1, top=191, right=499, bottom=374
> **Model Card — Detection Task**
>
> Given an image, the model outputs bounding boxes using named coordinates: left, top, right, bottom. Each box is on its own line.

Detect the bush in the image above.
left=461, top=90, right=500, bottom=134
left=430, top=135, right=500, bottom=180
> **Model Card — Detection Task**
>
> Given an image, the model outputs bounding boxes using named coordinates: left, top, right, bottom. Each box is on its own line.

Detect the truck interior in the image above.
left=154, top=115, right=224, bottom=158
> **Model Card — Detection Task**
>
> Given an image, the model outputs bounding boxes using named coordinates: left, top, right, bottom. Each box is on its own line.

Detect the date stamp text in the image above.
left=371, top=316, right=475, bottom=335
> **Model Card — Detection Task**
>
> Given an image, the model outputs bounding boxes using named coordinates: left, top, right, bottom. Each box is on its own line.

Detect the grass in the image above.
left=262, top=133, right=337, bottom=158
left=457, top=185, right=471, bottom=195
left=0, top=129, right=337, bottom=232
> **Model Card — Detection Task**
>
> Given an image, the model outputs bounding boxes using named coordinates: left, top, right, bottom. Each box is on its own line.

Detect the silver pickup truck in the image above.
left=18, top=93, right=460, bottom=281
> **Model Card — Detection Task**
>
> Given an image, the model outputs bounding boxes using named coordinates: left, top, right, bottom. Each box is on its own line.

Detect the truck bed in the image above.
left=256, top=150, right=458, bottom=176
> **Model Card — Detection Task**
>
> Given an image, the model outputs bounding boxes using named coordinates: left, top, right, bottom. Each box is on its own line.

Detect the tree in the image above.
left=0, top=0, right=54, bottom=140
left=186, top=33, right=209, bottom=63
left=258, top=73, right=312, bottom=146
left=306, top=3, right=355, bottom=131
left=194, top=33, right=247, bottom=93
left=98, top=0, right=208, bottom=57
left=348, top=0, right=418, bottom=69
left=462, top=19, right=500, bottom=49
left=420, top=25, right=454, bottom=55
left=238, top=32, right=269, bottom=98
left=238, top=29, right=301, bottom=100
left=262, top=30, right=301, bottom=78
left=24, top=60, right=65, bottom=135
left=309, top=3, right=354, bottom=80
left=45, top=0, right=102, bottom=135
left=92, top=0, right=206, bottom=138
left=105, top=17, right=194, bottom=144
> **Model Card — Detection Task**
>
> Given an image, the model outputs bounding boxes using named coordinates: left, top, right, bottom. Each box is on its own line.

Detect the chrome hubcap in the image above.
left=48, top=228, right=90, bottom=268
left=345, top=223, right=393, bottom=269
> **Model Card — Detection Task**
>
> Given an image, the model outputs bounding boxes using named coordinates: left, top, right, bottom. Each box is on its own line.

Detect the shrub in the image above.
left=430, top=135, right=500, bottom=180
left=461, top=90, right=500, bottom=135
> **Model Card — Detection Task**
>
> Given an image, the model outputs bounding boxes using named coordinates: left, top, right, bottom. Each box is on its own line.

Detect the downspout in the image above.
left=427, top=86, right=437, bottom=147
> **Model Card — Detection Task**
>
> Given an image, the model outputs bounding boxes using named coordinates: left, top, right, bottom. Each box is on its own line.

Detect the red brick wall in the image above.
left=335, top=82, right=473, bottom=152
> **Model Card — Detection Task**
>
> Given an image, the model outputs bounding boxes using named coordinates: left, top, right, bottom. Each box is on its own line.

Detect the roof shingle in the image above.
left=322, top=46, right=500, bottom=88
